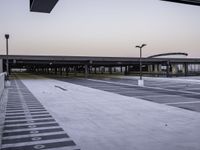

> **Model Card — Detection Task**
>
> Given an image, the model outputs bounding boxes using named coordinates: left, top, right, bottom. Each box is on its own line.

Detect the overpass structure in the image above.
left=0, top=55, right=200, bottom=77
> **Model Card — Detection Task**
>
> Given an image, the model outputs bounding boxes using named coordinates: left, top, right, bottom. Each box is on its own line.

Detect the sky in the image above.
left=0, top=0, right=200, bottom=57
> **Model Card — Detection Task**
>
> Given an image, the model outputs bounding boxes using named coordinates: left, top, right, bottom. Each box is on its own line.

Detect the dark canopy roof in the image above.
left=162, top=0, right=200, bottom=6
left=30, top=0, right=59, bottom=13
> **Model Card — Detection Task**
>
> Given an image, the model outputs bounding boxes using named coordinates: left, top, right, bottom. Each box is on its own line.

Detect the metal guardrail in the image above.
left=0, top=72, right=6, bottom=99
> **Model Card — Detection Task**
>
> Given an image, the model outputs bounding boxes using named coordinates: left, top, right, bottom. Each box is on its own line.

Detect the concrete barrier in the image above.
left=0, top=73, right=5, bottom=98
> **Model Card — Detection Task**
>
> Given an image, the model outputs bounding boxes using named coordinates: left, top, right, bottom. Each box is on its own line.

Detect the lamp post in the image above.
left=135, top=44, right=146, bottom=86
left=5, top=34, right=9, bottom=79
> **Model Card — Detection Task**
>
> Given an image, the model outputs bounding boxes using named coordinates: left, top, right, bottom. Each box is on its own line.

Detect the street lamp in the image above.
left=5, top=34, right=9, bottom=79
left=135, top=44, right=146, bottom=86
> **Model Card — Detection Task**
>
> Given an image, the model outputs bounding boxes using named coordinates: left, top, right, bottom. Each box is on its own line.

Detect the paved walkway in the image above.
left=1, top=73, right=200, bottom=150
left=0, top=75, right=79, bottom=150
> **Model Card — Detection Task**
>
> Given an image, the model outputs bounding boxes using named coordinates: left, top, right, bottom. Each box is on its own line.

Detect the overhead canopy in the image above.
left=30, top=0, right=59, bottom=13
left=147, top=52, right=188, bottom=58
left=162, top=0, right=200, bottom=6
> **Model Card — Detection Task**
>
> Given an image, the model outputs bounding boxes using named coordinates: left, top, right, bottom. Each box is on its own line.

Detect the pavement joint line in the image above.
left=2, top=131, right=66, bottom=140
left=5, top=109, right=47, bottom=113
left=185, top=88, right=200, bottom=91
left=115, top=91, right=154, bottom=94
left=2, top=133, right=69, bottom=145
left=4, top=123, right=58, bottom=129
left=4, top=117, right=53, bottom=123
left=158, top=86, right=187, bottom=88
left=4, top=121, right=57, bottom=127
left=3, top=128, right=64, bottom=137
left=4, top=122, right=59, bottom=131
left=3, top=122, right=61, bottom=133
left=5, top=114, right=51, bottom=119
left=164, top=101, right=200, bottom=105
left=88, top=79, right=200, bottom=96
left=136, top=94, right=178, bottom=98
left=1, top=138, right=73, bottom=149
left=41, top=146, right=80, bottom=150
left=116, top=76, right=200, bottom=84
left=5, top=112, right=49, bottom=116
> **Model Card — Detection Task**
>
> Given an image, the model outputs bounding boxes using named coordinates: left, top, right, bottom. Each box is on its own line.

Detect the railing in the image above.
left=0, top=73, right=6, bottom=98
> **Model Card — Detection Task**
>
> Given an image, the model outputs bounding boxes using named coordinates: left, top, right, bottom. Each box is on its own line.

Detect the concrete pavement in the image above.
left=8, top=73, right=200, bottom=150
left=0, top=75, right=79, bottom=150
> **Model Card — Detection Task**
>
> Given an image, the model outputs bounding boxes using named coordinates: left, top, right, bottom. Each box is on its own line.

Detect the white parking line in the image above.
left=2, top=131, right=66, bottom=140
left=164, top=101, right=200, bottom=105
left=88, top=79, right=200, bottom=95
left=136, top=94, right=175, bottom=98
left=1, top=138, right=73, bottom=149
left=161, top=85, right=187, bottom=88
left=184, top=87, right=200, bottom=90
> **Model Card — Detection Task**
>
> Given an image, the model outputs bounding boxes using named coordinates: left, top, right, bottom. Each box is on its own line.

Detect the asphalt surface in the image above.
left=55, top=76, right=200, bottom=112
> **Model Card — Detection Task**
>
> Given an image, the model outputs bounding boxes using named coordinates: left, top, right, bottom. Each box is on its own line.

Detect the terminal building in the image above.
left=0, top=55, right=200, bottom=77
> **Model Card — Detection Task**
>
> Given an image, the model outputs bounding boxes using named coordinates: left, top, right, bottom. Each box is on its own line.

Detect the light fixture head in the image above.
left=141, top=44, right=147, bottom=48
left=5, top=34, right=9, bottom=39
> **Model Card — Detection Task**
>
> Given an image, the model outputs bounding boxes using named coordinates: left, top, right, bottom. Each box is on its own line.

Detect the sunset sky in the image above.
left=0, top=0, right=200, bottom=57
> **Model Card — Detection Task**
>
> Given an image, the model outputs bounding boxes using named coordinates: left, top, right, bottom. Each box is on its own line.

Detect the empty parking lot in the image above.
left=56, top=76, right=200, bottom=112
left=1, top=73, right=200, bottom=150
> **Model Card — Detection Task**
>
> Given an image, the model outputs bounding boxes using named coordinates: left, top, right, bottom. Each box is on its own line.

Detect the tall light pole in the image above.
left=5, top=34, right=9, bottom=79
left=136, top=44, right=146, bottom=85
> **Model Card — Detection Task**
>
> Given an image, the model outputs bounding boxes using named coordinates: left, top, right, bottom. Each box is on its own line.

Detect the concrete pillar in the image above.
left=85, top=65, right=88, bottom=78
left=154, top=64, right=162, bottom=76
left=120, top=66, right=122, bottom=73
left=0, top=59, right=3, bottom=73
left=60, top=67, right=62, bottom=76
left=124, top=66, right=129, bottom=75
left=88, top=66, right=91, bottom=74
left=65, top=67, right=69, bottom=76
left=183, top=63, right=188, bottom=76
left=8, top=66, right=11, bottom=75
left=74, top=66, right=77, bottom=76
left=47, top=68, right=49, bottom=74
left=166, top=62, right=170, bottom=77
left=94, top=67, right=97, bottom=74
left=154, top=64, right=158, bottom=72
left=102, top=67, right=105, bottom=74
left=55, top=68, right=57, bottom=75
left=148, top=65, right=153, bottom=73
left=158, top=64, right=162, bottom=73
left=171, top=64, right=178, bottom=75
left=109, top=67, right=112, bottom=74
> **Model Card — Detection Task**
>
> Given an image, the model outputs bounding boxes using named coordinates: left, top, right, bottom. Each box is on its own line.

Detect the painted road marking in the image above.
left=164, top=101, right=200, bottom=105
left=3, top=128, right=64, bottom=137
left=1, top=140, right=76, bottom=150
left=4, top=119, right=56, bottom=126
left=1, top=79, right=80, bottom=150
left=2, top=131, right=66, bottom=140
left=88, top=79, right=200, bottom=95
left=2, top=133, right=69, bottom=144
